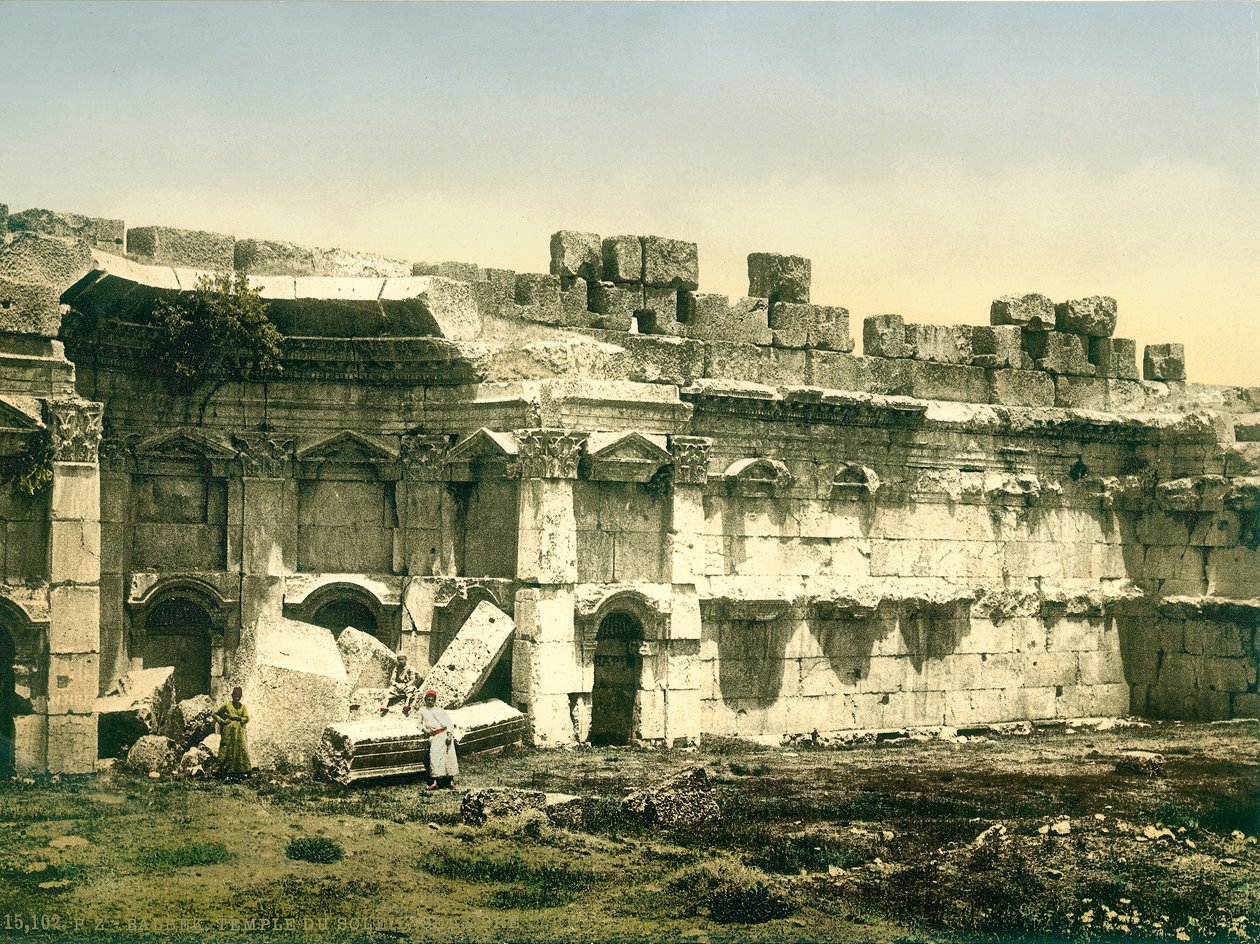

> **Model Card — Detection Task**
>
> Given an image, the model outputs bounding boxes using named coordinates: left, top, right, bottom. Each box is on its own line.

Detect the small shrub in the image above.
left=138, top=841, right=232, bottom=868
left=285, top=836, right=344, bottom=864
left=1, top=430, right=54, bottom=498
left=750, top=832, right=866, bottom=875
left=671, top=859, right=794, bottom=924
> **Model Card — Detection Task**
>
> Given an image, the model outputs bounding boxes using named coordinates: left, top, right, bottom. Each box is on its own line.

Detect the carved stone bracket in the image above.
left=669, top=436, right=712, bottom=486
left=47, top=400, right=103, bottom=463
left=233, top=434, right=294, bottom=478
left=515, top=429, right=585, bottom=479
left=401, top=434, right=450, bottom=481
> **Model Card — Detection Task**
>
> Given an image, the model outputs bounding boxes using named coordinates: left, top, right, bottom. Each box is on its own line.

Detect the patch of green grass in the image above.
left=136, top=840, right=232, bottom=868
left=285, top=836, right=345, bottom=864
left=417, top=844, right=602, bottom=909
left=669, top=859, right=795, bottom=924
left=1150, top=799, right=1201, bottom=830
left=749, top=832, right=868, bottom=875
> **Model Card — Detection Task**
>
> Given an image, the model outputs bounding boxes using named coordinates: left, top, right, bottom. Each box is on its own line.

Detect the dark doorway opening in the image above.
left=310, top=599, right=378, bottom=639
left=143, top=598, right=213, bottom=699
left=1, top=626, right=15, bottom=778
left=588, top=611, right=644, bottom=746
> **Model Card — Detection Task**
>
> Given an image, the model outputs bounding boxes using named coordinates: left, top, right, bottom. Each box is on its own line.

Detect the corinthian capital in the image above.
left=48, top=400, right=103, bottom=463
left=515, top=429, right=585, bottom=479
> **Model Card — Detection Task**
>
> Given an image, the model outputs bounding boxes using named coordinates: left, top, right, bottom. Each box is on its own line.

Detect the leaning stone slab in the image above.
left=0, top=278, right=62, bottom=337
left=7, top=207, right=125, bottom=249
left=747, top=252, right=810, bottom=303
left=1055, top=296, right=1117, bottom=338
left=420, top=601, right=515, bottom=709
left=863, top=314, right=912, bottom=359
left=0, top=232, right=95, bottom=288
left=338, top=627, right=398, bottom=692
left=549, top=231, right=603, bottom=282
left=96, top=666, right=177, bottom=756
left=160, top=694, right=215, bottom=749
left=642, top=236, right=699, bottom=291
left=1143, top=343, right=1185, bottom=382
left=621, top=766, right=719, bottom=827
left=991, top=293, right=1055, bottom=331
left=770, top=302, right=853, bottom=351
left=602, top=235, right=643, bottom=284
left=127, top=225, right=234, bottom=270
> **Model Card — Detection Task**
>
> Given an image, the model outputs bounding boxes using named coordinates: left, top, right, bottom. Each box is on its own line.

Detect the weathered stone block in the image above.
left=48, top=585, right=99, bottom=653
left=1024, top=331, right=1093, bottom=376
left=639, top=285, right=681, bottom=336
left=559, top=277, right=594, bottom=328
left=7, top=207, right=125, bottom=248
left=1055, top=375, right=1109, bottom=410
left=991, top=293, right=1055, bottom=331
left=127, top=226, right=234, bottom=270
left=514, top=273, right=562, bottom=320
left=970, top=325, right=1025, bottom=369
left=602, top=235, right=642, bottom=284
left=0, top=232, right=95, bottom=288
left=1106, top=378, right=1146, bottom=412
left=588, top=281, right=639, bottom=329
left=0, top=278, right=62, bottom=337
left=46, top=714, right=98, bottom=774
left=338, top=627, right=397, bottom=692
left=48, top=652, right=99, bottom=713
left=988, top=368, right=1054, bottom=407
left=50, top=519, right=100, bottom=584
left=685, top=294, right=772, bottom=345
left=421, top=601, right=515, bottom=708
left=1055, top=295, right=1117, bottom=338
left=747, top=252, right=810, bottom=303
left=905, top=362, right=989, bottom=403
left=863, top=314, right=912, bottom=358
left=549, top=231, right=603, bottom=282
left=1088, top=337, right=1138, bottom=379
left=234, top=238, right=317, bottom=275
left=1143, top=343, right=1185, bottom=381
left=161, top=694, right=216, bottom=748
left=51, top=463, right=99, bottom=522
left=642, top=236, right=699, bottom=291
left=703, top=340, right=807, bottom=386
left=770, top=302, right=853, bottom=351
left=905, top=323, right=972, bottom=364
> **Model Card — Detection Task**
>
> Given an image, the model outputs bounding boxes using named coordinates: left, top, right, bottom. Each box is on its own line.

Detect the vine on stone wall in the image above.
left=1, top=429, right=54, bottom=498
left=149, top=273, right=282, bottom=393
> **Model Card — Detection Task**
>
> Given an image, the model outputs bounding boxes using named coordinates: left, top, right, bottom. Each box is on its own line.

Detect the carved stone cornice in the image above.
left=47, top=401, right=103, bottom=463
left=515, top=429, right=585, bottom=479
left=401, top=434, right=450, bottom=481
left=233, top=434, right=294, bottom=479
left=669, top=436, right=712, bottom=486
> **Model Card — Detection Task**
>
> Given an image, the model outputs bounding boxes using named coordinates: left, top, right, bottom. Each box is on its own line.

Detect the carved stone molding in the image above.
left=401, top=434, right=450, bottom=481
left=233, top=434, right=294, bottom=478
left=515, top=429, right=585, bottom=479
left=669, top=436, right=712, bottom=486
left=47, top=401, right=103, bottom=463
left=723, top=457, right=793, bottom=498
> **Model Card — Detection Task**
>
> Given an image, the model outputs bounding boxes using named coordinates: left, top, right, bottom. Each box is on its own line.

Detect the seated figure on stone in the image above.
left=386, top=654, right=419, bottom=710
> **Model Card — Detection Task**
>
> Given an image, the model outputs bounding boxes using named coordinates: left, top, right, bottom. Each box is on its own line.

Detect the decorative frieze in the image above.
left=669, top=436, right=711, bottom=486
left=515, top=429, right=585, bottom=480
left=47, top=401, right=103, bottom=463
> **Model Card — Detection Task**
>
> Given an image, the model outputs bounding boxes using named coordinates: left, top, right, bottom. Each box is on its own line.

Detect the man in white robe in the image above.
left=418, top=689, right=459, bottom=790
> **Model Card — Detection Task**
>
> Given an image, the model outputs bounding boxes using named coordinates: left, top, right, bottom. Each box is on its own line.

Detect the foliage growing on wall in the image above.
left=149, top=273, right=282, bottom=393
left=1, top=429, right=54, bottom=498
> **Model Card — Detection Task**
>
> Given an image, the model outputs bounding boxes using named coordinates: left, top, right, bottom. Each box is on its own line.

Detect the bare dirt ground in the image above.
left=1, top=719, right=1257, bottom=944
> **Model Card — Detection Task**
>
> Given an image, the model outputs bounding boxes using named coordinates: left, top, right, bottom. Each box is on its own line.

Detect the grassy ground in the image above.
left=0, top=719, right=1256, bottom=944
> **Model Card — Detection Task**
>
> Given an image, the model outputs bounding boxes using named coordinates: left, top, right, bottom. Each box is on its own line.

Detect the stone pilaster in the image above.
left=233, top=435, right=295, bottom=638
left=515, top=429, right=583, bottom=585
left=96, top=437, right=132, bottom=692
left=668, top=436, right=711, bottom=584
left=401, top=434, right=453, bottom=577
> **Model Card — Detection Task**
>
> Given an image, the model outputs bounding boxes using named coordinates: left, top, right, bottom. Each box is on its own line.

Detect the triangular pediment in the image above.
left=0, top=397, right=43, bottom=433
left=585, top=431, right=671, bottom=464
left=445, top=428, right=518, bottom=464
left=296, top=430, right=399, bottom=464
left=135, top=428, right=236, bottom=460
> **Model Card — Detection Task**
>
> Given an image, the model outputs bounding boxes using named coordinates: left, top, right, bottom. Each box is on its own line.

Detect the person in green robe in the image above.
left=213, top=686, right=251, bottom=779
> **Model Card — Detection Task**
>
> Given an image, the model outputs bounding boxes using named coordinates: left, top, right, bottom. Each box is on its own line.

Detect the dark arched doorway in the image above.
left=1, top=626, right=15, bottom=778
left=143, top=598, right=213, bottom=698
left=588, top=611, right=644, bottom=746
left=310, top=599, right=379, bottom=639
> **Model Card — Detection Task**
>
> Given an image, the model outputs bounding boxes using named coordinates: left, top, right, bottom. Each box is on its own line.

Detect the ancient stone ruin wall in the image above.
left=0, top=201, right=1256, bottom=773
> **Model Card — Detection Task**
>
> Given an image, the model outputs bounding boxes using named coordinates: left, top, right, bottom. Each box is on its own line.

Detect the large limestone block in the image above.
left=990, top=293, right=1054, bottom=331
left=747, top=252, right=810, bottom=303
left=588, top=281, right=639, bottom=330
left=374, top=276, right=481, bottom=340
left=412, top=260, right=480, bottom=281
left=1143, top=343, right=1185, bottom=381
left=126, top=734, right=179, bottom=774
left=237, top=239, right=410, bottom=278
left=640, top=285, right=682, bottom=336
left=1089, top=337, right=1138, bottom=379
left=1054, top=375, right=1108, bottom=410
left=770, top=302, right=853, bottom=351
left=47, top=653, right=99, bottom=714
left=970, top=325, right=1025, bottom=369
left=1055, top=296, right=1117, bottom=338
left=601, top=235, right=643, bottom=284
left=905, top=362, right=989, bottom=403
left=236, top=617, right=351, bottom=769
left=48, top=586, right=100, bottom=654
left=337, top=626, right=397, bottom=691
left=550, top=231, right=603, bottom=282
left=421, top=601, right=515, bottom=709
left=0, top=278, right=62, bottom=337
left=905, top=323, right=972, bottom=364
left=7, top=208, right=124, bottom=249
left=127, top=225, right=234, bottom=270
left=1024, top=331, right=1093, bottom=376
left=0, top=232, right=95, bottom=288
left=45, top=714, right=97, bottom=774
left=684, top=294, right=771, bottom=345
left=863, top=314, right=912, bottom=358
left=642, top=236, right=699, bottom=291
left=161, top=694, right=216, bottom=748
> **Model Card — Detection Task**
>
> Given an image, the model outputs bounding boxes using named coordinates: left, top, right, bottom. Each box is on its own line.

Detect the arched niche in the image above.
left=284, top=581, right=400, bottom=651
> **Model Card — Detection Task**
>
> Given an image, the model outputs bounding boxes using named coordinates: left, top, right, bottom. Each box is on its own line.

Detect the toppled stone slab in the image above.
left=160, top=695, right=215, bottom=749
left=236, top=239, right=411, bottom=278
left=0, top=278, right=63, bottom=337
left=461, top=787, right=548, bottom=825
left=1056, top=295, right=1117, bottom=338
left=602, top=235, right=642, bottom=284
left=7, top=207, right=124, bottom=249
left=990, top=293, right=1055, bottom=331
left=770, top=302, right=852, bottom=351
left=642, top=236, right=699, bottom=291
left=621, top=766, right=719, bottom=827
left=550, top=231, right=603, bottom=282
left=127, top=225, right=234, bottom=270
left=1144, top=343, right=1185, bottom=382
left=747, top=252, right=810, bottom=304
left=863, top=314, right=912, bottom=358
left=125, top=734, right=179, bottom=774
left=337, top=627, right=397, bottom=692
left=421, top=601, right=515, bottom=709
left=96, top=666, right=176, bottom=756
left=0, top=232, right=95, bottom=288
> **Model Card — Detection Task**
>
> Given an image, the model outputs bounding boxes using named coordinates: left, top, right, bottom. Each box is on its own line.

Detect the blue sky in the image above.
left=2, top=2, right=1257, bottom=384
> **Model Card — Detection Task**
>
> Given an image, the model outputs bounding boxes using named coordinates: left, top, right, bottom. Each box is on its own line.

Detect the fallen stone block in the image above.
left=127, top=225, right=234, bottom=270
left=1055, top=295, right=1117, bottom=338
left=0, top=278, right=63, bottom=337
left=602, top=235, right=643, bottom=284
left=96, top=666, right=177, bottom=757
left=747, top=252, right=810, bottom=303
left=7, top=207, right=124, bottom=249
left=1144, top=343, right=1185, bottom=382
left=160, top=694, right=215, bottom=749
left=863, top=314, right=912, bottom=359
left=621, top=766, right=719, bottom=827
left=970, top=325, right=1025, bottom=369
left=549, top=231, right=603, bottom=282
left=1024, top=331, right=1093, bottom=376
left=461, top=787, right=548, bottom=825
left=126, top=734, right=179, bottom=774
left=642, top=236, right=699, bottom=291
left=770, top=302, right=853, bottom=352
left=421, top=601, right=515, bottom=708
left=175, top=742, right=216, bottom=778
left=1089, top=337, right=1138, bottom=379
left=905, top=323, right=972, bottom=364
left=337, top=627, right=397, bottom=692
left=684, top=294, right=771, bottom=345
left=990, top=293, right=1055, bottom=331
left=0, top=232, right=95, bottom=288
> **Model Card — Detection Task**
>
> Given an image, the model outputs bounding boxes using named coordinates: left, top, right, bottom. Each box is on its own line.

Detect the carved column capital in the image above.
left=401, top=434, right=449, bottom=481
left=515, top=429, right=585, bottom=479
left=97, top=435, right=136, bottom=473
left=233, top=433, right=294, bottom=478
left=47, top=400, right=103, bottom=463
left=669, top=436, right=712, bottom=486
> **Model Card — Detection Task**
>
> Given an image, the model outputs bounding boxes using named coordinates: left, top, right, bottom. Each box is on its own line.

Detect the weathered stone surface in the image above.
left=970, top=325, right=1025, bottom=369
left=374, top=276, right=482, bottom=340
left=1156, top=475, right=1230, bottom=513
left=238, top=239, right=411, bottom=278
left=514, top=273, right=563, bottom=324
left=0, top=232, right=94, bottom=288
left=1024, top=331, right=1093, bottom=376
left=1114, top=749, right=1163, bottom=777
left=905, top=362, right=989, bottom=403
left=602, top=236, right=642, bottom=284
left=684, top=295, right=771, bottom=346
left=160, top=695, right=215, bottom=749
left=0, top=278, right=62, bottom=337
left=770, top=302, right=853, bottom=352
left=1144, top=344, right=1185, bottom=382
left=863, top=314, right=912, bottom=358
left=991, top=293, right=1055, bottom=331
left=1054, top=375, right=1108, bottom=410
left=411, top=261, right=481, bottom=281
left=905, top=323, right=972, bottom=364
left=621, top=766, right=719, bottom=826
left=747, top=252, right=810, bottom=303
left=127, top=225, right=234, bottom=270
left=421, top=601, right=515, bottom=708
left=1089, top=337, right=1138, bottom=379
left=337, top=627, right=397, bottom=692
left=460, top=787, right=548, bottom=825
left=588, top=281, right=640, bottom=330
left=175, top=742, right=216, bottom=778
left=125, top=734, right=179, bottom=774
left=988, top=368, right=1055, bottom=407
left=0, top=203, right=8, bottom=233
left=7, top=207, right=124, bottom=249
left=1056, top=296, right=1117, bottom=338
left=642, top=236, right=699, bottom=291
left=549, top=231, right=603, bottom=282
